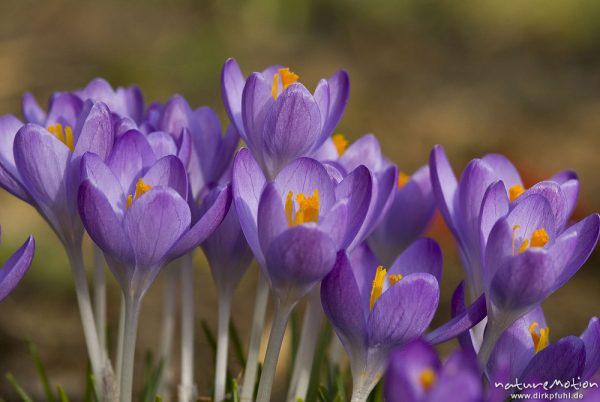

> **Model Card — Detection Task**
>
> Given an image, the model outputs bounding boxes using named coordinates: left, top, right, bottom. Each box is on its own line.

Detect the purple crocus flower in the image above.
left=384, top=339, right=483, bottom=402
left=78, top=129, right=231, bottom=299
left=429, top=144, right=581, bottom=298
left=221, top=58, right=349, bottom=178
left=321, top=240, right=442, bottom=401
left=0, top=227, right=35, bottom=302
left=0, top=101, right=113, bottom=250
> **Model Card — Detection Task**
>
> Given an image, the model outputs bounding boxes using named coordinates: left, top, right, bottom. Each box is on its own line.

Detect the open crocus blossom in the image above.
left=487, top=311, right=600, bottom=400
left=477, top=192, right=600, bottom=365
left=384, top=339, right=483, bottom=402
left=222, top=58, right=349, bottom=178
left=321, top=240, right=442, bottom=401
left=0, top=227, right=35, bottom=303
left=429, top=144, right=581, bottom=299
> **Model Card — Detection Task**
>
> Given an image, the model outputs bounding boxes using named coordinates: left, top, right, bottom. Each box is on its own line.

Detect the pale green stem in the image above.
left=157, top=266, right=179, bottom=398
left=287, top=288, right=322, bottom=402
left=255, top=299, right=293, bottom=402
left=240, top=273, right=270, bottom=402
left=179, top=254, right=196, bottom=402
left=93, top=245, right=107, bottom=355
left=214, top=290, right=232, bottom=402
left=119, top=293, right=141, bottom=402
left=115, top=295, right=125, bottom=385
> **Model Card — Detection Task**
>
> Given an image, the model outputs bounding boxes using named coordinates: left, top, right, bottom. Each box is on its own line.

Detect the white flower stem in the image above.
left=119, top=293, right=141, bottom=402
left=287, top=288, right=322, bottom=402
left=115, top=295, right=125, bottom=384
left=240, top=273, right=270, bottom=402
left=158, top=265, right=179, bottom=398
left=67, top=246, right=105, bottom=395
left=179, top=254, right=196, bottom=402
left=214, top=290, right=232, bottom=402
left=255, top=299, right=293, bottom=402
left=93, top=245, right=107, bottom=354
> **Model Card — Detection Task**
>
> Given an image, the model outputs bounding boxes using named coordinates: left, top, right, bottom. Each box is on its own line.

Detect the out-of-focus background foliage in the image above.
left=1, top=0, right=599, bottom=400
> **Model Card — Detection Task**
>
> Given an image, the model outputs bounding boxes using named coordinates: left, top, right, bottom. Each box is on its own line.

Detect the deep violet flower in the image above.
left=0, top=227, right=35, bottom=302
left=384, top=339, right=483, bottom=402
left=321, top=240, right=442, bottom=401
left=78, top=129, right=231, bottom=299
left=23, top=78, right=144, bottom=125
left=221, top=58, right=349, bottom=178
left=429, top=144, right=581, bottom=299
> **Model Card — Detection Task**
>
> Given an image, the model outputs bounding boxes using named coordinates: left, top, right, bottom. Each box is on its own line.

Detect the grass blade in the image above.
left=29, top=341, right=56, bottom=402
left=57, top=385, right=71, bottom=402
left=229, top=319, right=246, bottom=367
left=5, top=373, right=34, bottom=402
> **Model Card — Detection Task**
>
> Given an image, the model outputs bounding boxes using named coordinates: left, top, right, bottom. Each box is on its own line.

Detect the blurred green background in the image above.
left=1, top=0, right=599, bottom=400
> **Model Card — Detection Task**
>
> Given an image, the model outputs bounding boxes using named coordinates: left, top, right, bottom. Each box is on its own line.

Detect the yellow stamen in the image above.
left=271, top=67, right=299, bottom=99
left=512, top=225, right=521, bottom=255
left=285, top=190, right=320, bottom=227
left=509, top=184, right=526, bottom=202
left=398, top=172, right=411, bottom=188
left=47, top=123, right=75, bottom=151
left=419, top=368, right=437, bottom=392
left=518, top=239, right=529, bottom=254
left=531, top=228, right=549, bottom=248
left=332, top=134, right=348, bottom=156
left=529, top=322, right=550, bottom=353
left=126, top=178, right=152, bottom=209
left=388, top=274, right=403, bottom=285
left=369, top=266, right=387, bottom=311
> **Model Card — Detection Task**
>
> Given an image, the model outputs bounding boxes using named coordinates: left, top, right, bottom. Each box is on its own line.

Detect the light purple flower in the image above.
left=321, top=241, right=441, bottom=399
left=0, top=101, right=114, bottom=249
left=232, top=148, right=371, bottom=304
left=384, top=339, right=483, bottom=402
left=0, top=227, right=35, bottom=302
left=222, top=58, right=349, bottom=178
left=78, top=129, right=231, bottom=298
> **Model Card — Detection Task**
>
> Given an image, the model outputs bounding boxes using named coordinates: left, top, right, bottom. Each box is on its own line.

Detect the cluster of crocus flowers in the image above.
left=0, top=58, right=598, bottom=402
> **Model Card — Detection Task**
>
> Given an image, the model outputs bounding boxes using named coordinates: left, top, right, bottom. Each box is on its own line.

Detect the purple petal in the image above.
left=504, top=193, right=557, bottom=243
left=313, top=79, right=330, bottom=137
left=479, top=180, right=509, bottom=252
left=147, top=131, right=178, bottom=159
left=335, top=165, right=373, bottom=250
left=581, top=317, right=600, bottom=379
left=142, top=156, right=188, bottom=200
left=124, top=187, right=191, bottom=270
left=384, top=340, right=441, bottom=402
left=319, top=200, right=348, bottom=249
left=311, top=137, right=338, bottom=162
left=71, top=101, right=114, bottom=161
left=388, top=238, right=443, bottom=283
left=349, top=243, right=381, bottom=317
left=319, top=70, right=349, bottom=143
left=514, top=181, right=569, bottom=230
left=367, top=273, right=439, bottom=347
left=262, top=83, right=322, bottom=175
left=450, top=282, right=477, bottom=354
left=550, top=170, right=579, bottom=222
left=481, top=153, right=522, bottom=188
left=425, top=292, right=486, bottom=345
left=0, top=115, right=31, bottom=201
left=46, top=93, right=83, bottom=127
left=0, top=236, right=35, bottom=302
left=177, top=128, right=192, bottom=168
left=241, top=72, right=273, bottom=153
left=321, top=251, right=368, bottom=351
left=338, top=134, right=383, bottom=173
left=273, top=157, right=336, bottom=214
left=429, top=144, right=458, bottom=233
left=22, top=92, right=46, bottom=125
left=114, top=116, right=138, bottom=137
left=167, top=185, right=231, bottom=259
left=520, top=336, right=585, bottom=385
left=257, top=183, right=288, bottom=253
left=232, top=148, right=266, bottom=265
left=78, top=180, right=134, bottom=278
left=221, top=58, right=247, bottom=139
left=80, top=153, right=127, bottom=215
left=265, top=226, right=336, bottom=303
left=159, top=95, right=194, bottom=141
left=107, top=129, right=156, bottom=195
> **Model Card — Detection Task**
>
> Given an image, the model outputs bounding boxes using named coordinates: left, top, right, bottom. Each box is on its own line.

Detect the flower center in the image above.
left=398, top=172, right=411, bottom=188
left=332, top=133, right=348, bottom=156
left=512, top=226, right=549, bottom=255
left=126, top=178, right=152, bottom=208
left=419, top=368, right=437, bottom=392
left=528, top=322, right=550, bottom=353
left=369, top=266, right=403, bottom=311
left=509, top=184, right=526, bottom=202
left=47, top=124, right=74, bottom=151
left=285, top=189, right=320, bottom=227
left=272, top=67, right=299, bottom=99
